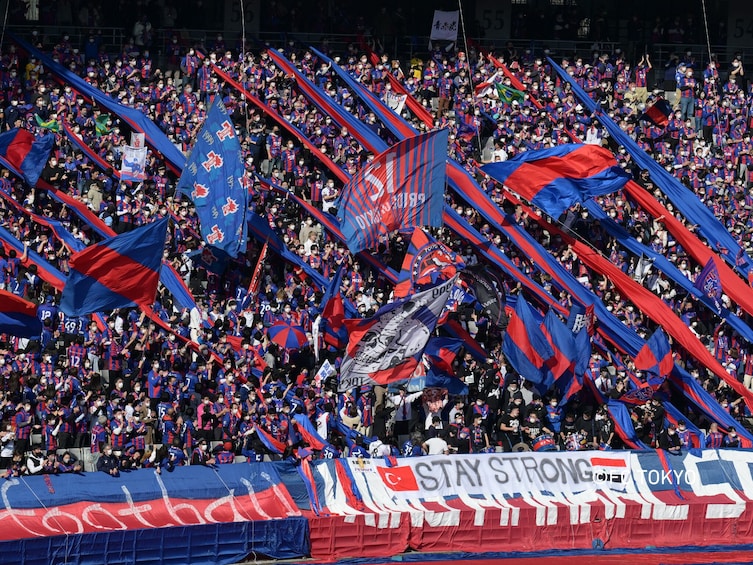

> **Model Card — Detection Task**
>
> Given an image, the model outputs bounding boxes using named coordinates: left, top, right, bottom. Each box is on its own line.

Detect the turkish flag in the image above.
left=377, top=465, right=419, bottom=492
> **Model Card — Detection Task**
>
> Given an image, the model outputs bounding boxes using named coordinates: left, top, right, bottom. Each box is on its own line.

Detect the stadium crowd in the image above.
left=0, top=25, right=751, bottom=477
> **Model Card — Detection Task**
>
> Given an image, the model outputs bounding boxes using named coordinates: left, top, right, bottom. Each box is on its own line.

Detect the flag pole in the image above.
left=457, top=0, right=483, bottom=153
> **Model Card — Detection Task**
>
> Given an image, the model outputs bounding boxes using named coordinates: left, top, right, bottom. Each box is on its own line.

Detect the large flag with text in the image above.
left=60, top=218, right=168, bottom=316
left=337, top=129, right=447, bottom=254
left=177, top=97, right=248, bottom=258
left=338, top=276, right=456, bottom=391
left=482, top=144, right=630, bottom=218
left=430, top=10, right=459, bottom=41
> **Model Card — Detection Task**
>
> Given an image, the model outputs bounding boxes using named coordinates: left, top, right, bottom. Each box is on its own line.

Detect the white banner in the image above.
left=348, top=452, right=631, bottom=498
left=338, top=277, right=456, bottom=392
left=430, top=10, right=459, bottom=42
left=120, top=145, right=147, bottom=181
left=130, top=132, right=145, bottom=148
left=385, top=91, right=407, bottom=115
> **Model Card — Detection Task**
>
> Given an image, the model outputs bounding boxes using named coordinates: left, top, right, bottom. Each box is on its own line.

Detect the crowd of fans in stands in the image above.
left=0, top=26, right=751, bottom=477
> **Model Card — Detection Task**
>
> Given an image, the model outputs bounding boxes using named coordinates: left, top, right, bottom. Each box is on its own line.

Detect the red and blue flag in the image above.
left=0, top=289, right=42, bottom=338
left=640, top=98, right=672, bottom=128
left=502, top=296, right=555, bottom=393
left=0, top=128, right=54, bottom=187
left=540, top=309, right=577, bottom=381
left=634, top=328, right=674, bottom=381
left=423, top=336, right=464, bottom=375
left=394, top=228, right=464, bottom=298
left=694, top=257, right=722, bottom=308
left=321, top=265, right=348, bottom=349
left=177, top=97, right=248, bottom=258
left=292, top=414, right=328, bottom=451
left=60, top=218, right=168, bottom=316
left=556, top=327, right=590, bottom=404
left=337, top=129, right=448, bottom=254
left=481, top=144, right=630, bottom=218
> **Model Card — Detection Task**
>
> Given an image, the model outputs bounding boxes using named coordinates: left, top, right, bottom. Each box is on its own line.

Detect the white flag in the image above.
left=312, top=315, right=321, bottom=361
left=120, top=145, right=147, bottom=181
left=385, top=90, right=407, bottom=115
left=314, top=359, right=336, bottom=387
left=338, top=276, right=457, bottom=392
left=131, top=132, right=145, bottom=148
left=430, top=10, right=459, bottom=41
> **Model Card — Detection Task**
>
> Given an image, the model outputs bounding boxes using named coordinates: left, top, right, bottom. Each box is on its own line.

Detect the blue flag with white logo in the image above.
left=176, top=98, right=248, bottom=258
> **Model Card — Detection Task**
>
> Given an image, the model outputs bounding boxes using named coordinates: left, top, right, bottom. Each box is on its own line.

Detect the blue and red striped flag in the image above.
left=60, top=218, right=168, bottom=316
left=557, top=328, right=590, bottom=403
left=337, top=129, right=448, bottom=254
left=0, top=128, right=54, bottom=187
left=502, top=296, right=555, bottom=393
left=254, top=424, right=286, bottom=454
left=394, top=228, right=464, bottom=298
left=634, top=328, right=674, bottom=381
left=0, top=289, right=42, bottom=338
left=481, top=144, right=630, bottom=218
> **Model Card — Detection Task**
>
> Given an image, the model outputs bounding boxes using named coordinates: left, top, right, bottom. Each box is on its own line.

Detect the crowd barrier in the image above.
left=3, top=449, right=753, bottom=563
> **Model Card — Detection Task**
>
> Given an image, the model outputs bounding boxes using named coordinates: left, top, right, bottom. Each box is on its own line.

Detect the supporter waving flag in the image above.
left=320, top=265, right=348, bottom=349
left=540, top=309, right=577, bottom=382
left=639, top=97, right=672, bottom=127
left=502, top=296, right=555, bottom=394
left=338, top=276, right=456, bottom=391
left=694, top=258, right=723, bottom=312
left=176, top=97, right=248, bottom=258
left=0, top=128, right=54, bottom=187
left=481, top=144, right=630, bottom=218
left=393, top=228, right=465, bottom=298
left=634, top=328, right=674, bottom=382
left=0, top=289, right=42, bottom=338
left=60, top=218, right=168, bottom=316
left=337, top=129, right=448, bottom=254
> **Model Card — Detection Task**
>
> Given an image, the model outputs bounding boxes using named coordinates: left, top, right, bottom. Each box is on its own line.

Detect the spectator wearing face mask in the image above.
left=191, top=438, right=215, bottom=466
left=658, top=423, right=682, bottom=455
left=97, top=444, right=120, bottom=476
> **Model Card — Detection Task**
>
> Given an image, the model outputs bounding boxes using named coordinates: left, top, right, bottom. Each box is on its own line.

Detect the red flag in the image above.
left=322, top=293, right=346, bottom=348
left=377, top=465, right=419, bottom=492
left=248, top=239, right=269, bottom=299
